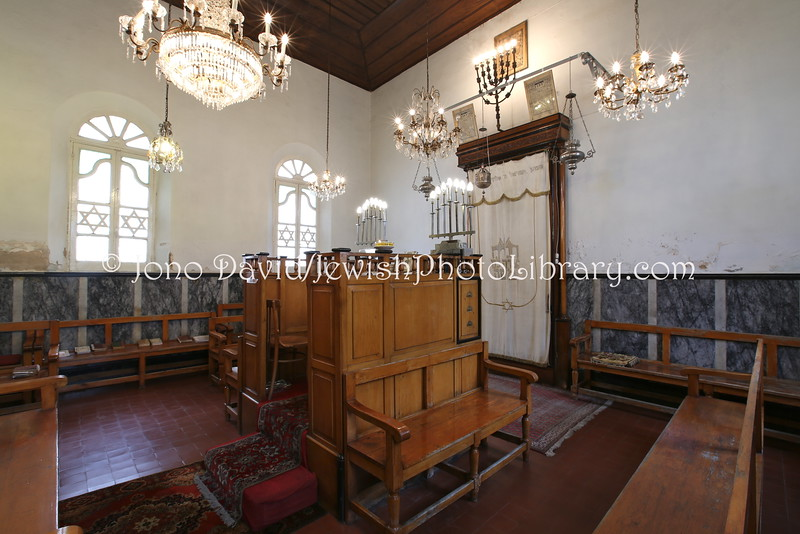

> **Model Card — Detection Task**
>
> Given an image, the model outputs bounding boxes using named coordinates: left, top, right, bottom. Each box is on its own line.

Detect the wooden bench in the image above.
left=0, top=374, right=84, bottom=534
left=48, top=312, right=212, bottom=392
left=344, top=340, right=537, bottom=534
left=570, top=321, right=800, bottom=419
left=208, top=304, right=244, bottom=386
left=0, top=320, right=50, bottom=376
left=594, top=339, right=764, bottom=534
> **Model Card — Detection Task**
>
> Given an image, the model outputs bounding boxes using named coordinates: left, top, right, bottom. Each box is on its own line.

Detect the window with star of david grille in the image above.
left=70, top=115, right=154, bottom=266
left=275, top=159, right=317, bottom=259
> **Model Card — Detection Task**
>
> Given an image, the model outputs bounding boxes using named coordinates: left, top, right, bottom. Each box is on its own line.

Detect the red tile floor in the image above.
left=58, top=373, right=240, bottom=499
left=58, top=374, right=799, bottom=533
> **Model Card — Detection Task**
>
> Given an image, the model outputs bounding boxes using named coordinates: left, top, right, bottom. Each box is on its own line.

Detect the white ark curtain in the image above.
left=469, top=152, right=551, bottom=365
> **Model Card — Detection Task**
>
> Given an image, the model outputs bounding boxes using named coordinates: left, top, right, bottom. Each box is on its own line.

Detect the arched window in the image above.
left=70, top=115, right=154, bottom=267
left=274, top=159, right=317, bottom=258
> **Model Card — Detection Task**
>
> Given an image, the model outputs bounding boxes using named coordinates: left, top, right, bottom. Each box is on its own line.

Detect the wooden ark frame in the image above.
left=456, top=113, right=571, bottom=388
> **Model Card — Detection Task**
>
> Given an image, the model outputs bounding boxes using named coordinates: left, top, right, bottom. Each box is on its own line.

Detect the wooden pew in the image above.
left=208, top=304, right=243, bottom=385
left=0, top=320, right=51, bottom=376
left=48, top=312, right=212, bottom=391
left=344, top=340, right=537, bottom=533
left=594, top=339, right=765, bottom=534
left=570, top=321, right=800, bottom=431
left=0, top=374, right=84, bottom=534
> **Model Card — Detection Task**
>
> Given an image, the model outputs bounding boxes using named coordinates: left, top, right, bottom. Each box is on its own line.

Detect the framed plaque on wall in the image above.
left=452, top=104, right=479, bottom=143
left=524, top=71, right=558, bottom=122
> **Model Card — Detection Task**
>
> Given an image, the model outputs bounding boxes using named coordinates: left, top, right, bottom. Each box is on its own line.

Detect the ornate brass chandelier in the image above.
left=594, top=0, right=688, bottom=120
left=393, top=32, right=461, bottom=164
left=119, top=0, right=292, bottom=110
left=148, top=82, right=184, bottom=173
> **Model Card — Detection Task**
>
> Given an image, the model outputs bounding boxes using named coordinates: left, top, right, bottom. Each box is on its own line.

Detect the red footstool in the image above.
left=242, top=465, right=318, bottom=531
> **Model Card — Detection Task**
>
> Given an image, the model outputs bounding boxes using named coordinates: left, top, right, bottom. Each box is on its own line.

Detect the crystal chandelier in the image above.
left=594, top=0, right=688, bottom=120
left=149, top=83, right=184, bottom=173
left=119, top=0, right=292, bottom=110
left=393, top=49, right=460, bottom=163
left=305, top=0, right=345, bottom=202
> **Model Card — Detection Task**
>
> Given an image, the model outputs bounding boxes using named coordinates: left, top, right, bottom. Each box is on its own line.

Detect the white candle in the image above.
left=264, top=13, right=272, bottom=35
left=280, top=34, right=288, bottom=58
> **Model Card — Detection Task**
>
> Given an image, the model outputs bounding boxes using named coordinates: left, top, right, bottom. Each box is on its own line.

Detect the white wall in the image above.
left=0, top=0, right=371, bottom=272
left=371, top=0, right=800, bottom=273
left=2, top=0, right=799, bottom=274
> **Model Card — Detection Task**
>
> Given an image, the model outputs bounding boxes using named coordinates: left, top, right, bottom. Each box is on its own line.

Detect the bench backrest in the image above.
left=583, top=320, right=800, bottom=377
left=344, top=340, right=487, bottom=439
left=726, top=339, right=764, bottom=534
left=50, top=312, right=212, bottom=347
left=682, top=340, right=764, bottom=534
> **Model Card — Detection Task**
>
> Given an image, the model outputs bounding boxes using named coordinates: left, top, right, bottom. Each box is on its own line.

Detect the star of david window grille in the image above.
left=120, top=209, right=149, bottom=238
left=71, top=115, right=154, bottom=266
left=77, top=205, right=110, bottom=235
left=275, top=159, right=317, bottom=258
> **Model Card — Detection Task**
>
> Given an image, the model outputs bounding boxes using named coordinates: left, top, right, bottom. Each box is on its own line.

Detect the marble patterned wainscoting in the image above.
left=0, top=273, right=244, bottom=354
left=567, top=275, right=800, bottom=380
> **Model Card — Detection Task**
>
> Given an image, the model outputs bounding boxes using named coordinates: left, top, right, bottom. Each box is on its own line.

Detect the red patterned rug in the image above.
left=59, top=462, right=325, bottom=534
left=489, top=373, right=611, bottom=456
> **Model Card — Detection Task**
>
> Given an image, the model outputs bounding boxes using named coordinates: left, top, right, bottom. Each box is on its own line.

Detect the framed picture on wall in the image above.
left=524, top=71, right=558, bottom=122
left=452, top=104, right=479, bottom=144
left=494, top=21, right=528, bottom=71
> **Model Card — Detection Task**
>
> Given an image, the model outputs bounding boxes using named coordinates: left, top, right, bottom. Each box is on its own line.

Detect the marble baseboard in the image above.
left=187, top=318, right=208, bottom=337
left=0, top=333, right=11, bottom=357
left=188, top=277, right=222, bottom=313
left=141, top=278, right=182, bottom=316
left=566, top=275, right=800, bottom=379
left=657, top=279, right=715, bottom=330
left=23, top=277, right=80, bottom=321
left=228, top=277, right=243, bottom=305
left=87, top=277, right=134, bottom=318
left=0, top=278, right=12, bottom=322
left=778, top=347, right=800, bottom=380
left=567, top=278, right=592, bottom=340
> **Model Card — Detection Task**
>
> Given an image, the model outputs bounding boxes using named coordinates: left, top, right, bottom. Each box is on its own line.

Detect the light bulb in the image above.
left=612, top=61, right=621, bottom=74
left=671, top=51, right=681, bottom=65
left=640, top=50, right=650, bottom=63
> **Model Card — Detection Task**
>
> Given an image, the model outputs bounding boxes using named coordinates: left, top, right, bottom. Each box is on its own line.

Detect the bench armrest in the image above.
left=346, top=399, right=411, bottom=443
left=681, top=367, right=752, bottom=397
left=48, top=345, right=60, bottom=360
left=481, top=355, right=538, bottom=385
left=0, top=375, right=68, bottom=409
left=569, top=333, right=591, bottom=347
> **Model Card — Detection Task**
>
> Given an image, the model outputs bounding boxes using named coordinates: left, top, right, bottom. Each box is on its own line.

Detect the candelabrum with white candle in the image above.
left=473, top=39, right=517, bottom=132
left=429, top=178, right=475, bottom=247
left=355, top=198, right=388, bottom=247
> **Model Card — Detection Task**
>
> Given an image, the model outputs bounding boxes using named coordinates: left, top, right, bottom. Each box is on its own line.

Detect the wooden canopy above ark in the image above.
left=456, top=114, right=570, bottom=170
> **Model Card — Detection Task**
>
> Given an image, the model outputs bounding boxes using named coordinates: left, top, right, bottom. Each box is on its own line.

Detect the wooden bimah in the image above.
left=303, top=251, right=532, bottom=531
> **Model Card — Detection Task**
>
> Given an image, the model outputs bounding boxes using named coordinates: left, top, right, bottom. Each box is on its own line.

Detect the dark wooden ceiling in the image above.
left=167, top=0, right=522, bottom=91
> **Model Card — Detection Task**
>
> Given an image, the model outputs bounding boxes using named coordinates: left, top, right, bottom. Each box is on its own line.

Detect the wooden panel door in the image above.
left=390, top=280, right=455, bottom=354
